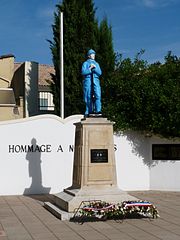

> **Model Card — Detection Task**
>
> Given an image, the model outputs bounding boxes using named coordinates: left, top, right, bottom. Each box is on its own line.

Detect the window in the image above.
left=152, top=144, right=180, bottom=160
left=39, top=92, right=54, bottom=111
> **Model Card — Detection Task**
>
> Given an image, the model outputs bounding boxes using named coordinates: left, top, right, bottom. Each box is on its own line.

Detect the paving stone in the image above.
left=0, top=230, right=6, bottom=237
left=0, top=192, right=180, bottom=240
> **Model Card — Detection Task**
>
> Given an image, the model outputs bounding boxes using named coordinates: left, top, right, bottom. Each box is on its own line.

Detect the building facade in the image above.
left=0, top=54, right=55, bottom=121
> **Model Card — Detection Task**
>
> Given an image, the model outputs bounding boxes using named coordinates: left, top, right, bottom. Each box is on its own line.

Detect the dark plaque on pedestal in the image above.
left=91, top=149, right=108, bottom=163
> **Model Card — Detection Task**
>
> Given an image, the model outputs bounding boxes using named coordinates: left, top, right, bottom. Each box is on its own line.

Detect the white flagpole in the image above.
left=60, top=11, right=64, bottom=119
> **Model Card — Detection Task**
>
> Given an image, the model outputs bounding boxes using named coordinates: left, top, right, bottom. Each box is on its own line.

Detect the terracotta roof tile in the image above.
left=14, top=62, right=55, bottom=86
left=39, top=64, right=55, bottom=86
left=14, top=62, right=23, bottom=71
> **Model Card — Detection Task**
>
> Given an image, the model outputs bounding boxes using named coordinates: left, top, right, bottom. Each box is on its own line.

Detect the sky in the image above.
left=0, top=0, right=180, bottom=65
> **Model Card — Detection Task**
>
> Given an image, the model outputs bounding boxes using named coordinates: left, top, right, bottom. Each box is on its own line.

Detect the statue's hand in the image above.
left=90, top=64, right=96, bottom=69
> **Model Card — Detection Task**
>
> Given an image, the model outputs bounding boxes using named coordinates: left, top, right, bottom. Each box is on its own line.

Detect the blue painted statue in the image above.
left=81, top=49, right=102, bottom=117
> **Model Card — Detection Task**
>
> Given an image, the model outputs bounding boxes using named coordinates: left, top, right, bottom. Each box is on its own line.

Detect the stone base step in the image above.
left=44, top=202, right=73, bottom=221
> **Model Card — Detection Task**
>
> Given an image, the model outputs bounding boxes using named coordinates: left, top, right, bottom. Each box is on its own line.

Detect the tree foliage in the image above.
left=97, top=17, right=115, bottom=110
left=105, top=51, right=180, bottom=138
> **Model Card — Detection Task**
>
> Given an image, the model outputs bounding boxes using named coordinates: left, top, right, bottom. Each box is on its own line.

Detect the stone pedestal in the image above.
left=54, top=117, right=136, bottom=212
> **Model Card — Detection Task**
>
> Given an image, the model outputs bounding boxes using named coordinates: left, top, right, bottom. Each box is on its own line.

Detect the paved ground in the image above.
left=0, top=191, right=180, bottom=240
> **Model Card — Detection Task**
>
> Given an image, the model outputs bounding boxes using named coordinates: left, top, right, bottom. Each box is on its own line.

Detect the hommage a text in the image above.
left=8, top=144, right=74, bottom=153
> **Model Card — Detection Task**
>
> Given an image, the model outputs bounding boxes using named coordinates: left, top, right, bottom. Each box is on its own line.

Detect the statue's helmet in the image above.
left=87, top=49, right=96, bottom=57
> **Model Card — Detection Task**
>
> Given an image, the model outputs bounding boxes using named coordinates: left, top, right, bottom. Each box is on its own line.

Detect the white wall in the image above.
left=0, top=115, right=80, bottom=195
left=0, top=114, right=179, bottom=195
left=115, top=132, right=150, bottom=191
left=150, top=136, right=180, bottom=191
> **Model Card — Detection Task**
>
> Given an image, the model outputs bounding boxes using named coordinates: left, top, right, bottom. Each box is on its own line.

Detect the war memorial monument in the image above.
left=47, top=50, right=136, bottom=217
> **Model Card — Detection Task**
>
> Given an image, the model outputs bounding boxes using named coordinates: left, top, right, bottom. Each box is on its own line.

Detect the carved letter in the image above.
left=57, top=145, right=63, bottom=152
left=69, top=145, right=74, bottom=152
left=9, top=145, right=15, bottom=153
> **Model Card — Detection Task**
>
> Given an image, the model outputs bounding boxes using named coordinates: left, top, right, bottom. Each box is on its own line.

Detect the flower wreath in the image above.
left=73, top=200, right=159, bottom=220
